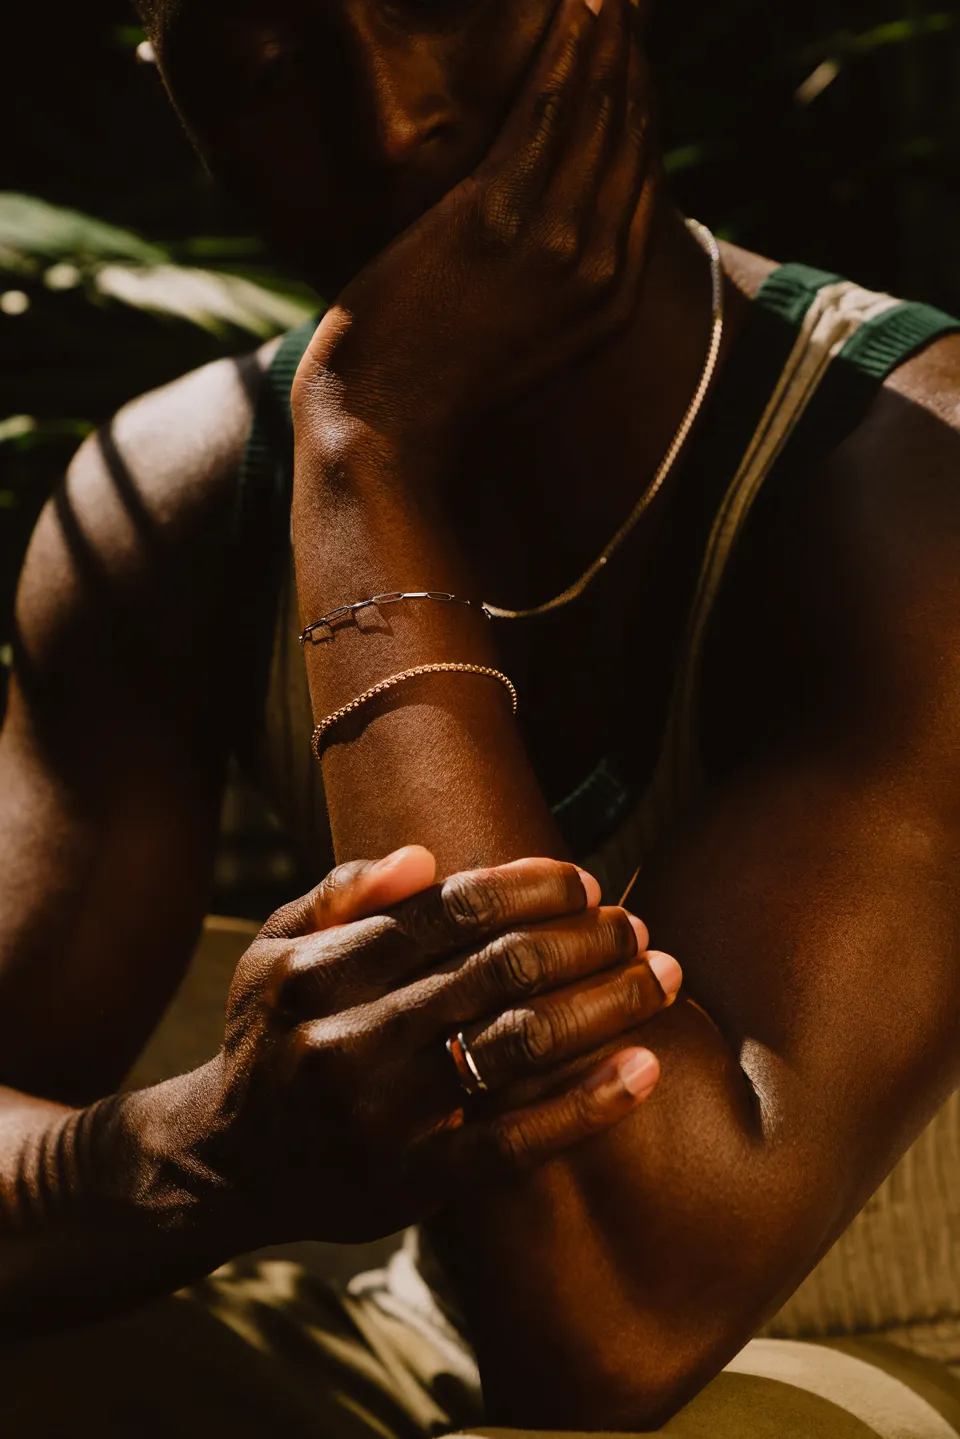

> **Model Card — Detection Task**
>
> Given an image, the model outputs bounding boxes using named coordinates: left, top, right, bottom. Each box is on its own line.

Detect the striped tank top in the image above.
left=234, top=258, right=960, bottom=1362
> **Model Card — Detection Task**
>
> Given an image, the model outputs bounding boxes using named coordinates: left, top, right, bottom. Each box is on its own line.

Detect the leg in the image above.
left=0, top=1241, right=481, bottom=1439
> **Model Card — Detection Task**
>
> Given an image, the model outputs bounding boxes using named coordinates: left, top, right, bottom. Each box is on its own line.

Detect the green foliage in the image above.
left=0, top=193, right=317, bottom=338
left=0, top=193, right=167, bottom=267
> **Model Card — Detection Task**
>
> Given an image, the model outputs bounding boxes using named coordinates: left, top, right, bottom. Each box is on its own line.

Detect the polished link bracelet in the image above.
left=300, top=591, right=492, bottom=647
left=310, top=662, right=518, bottom=762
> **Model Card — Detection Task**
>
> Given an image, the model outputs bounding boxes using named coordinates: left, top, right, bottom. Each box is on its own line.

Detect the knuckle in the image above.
left=441, top=870, right=507, bottom=936
left=581, top=246, right=621, bottom=293
left=587, top=75, right=617, bottom=128
left=570, top=1081, right=607, bottom=1133
left=556, top=860, right=592, bottom=910
left=260, top=894, right=312, bottom=940
left=270, top=942, right=307, bottom=1014
left=509, top=1006, right=564, bottom=1069
left=476, top=180, right=524, bottom=249
left=301, top=1019, right=364, bottom=1093
left=488, top=931, right=545, bottom=999
left=627, top=101, right=649, bottom=147
left=280, top=1017, right=337, bottom=1093
left=271, top=935, right=330, bottom=1016
left=617, top=967, right=653, bottom=1017
left=317, top=858, right=373, bottom=905
left=539, top=220, right=581, bottom=269
left=600, top=908, right=639, bottom=962
left=533, top=81, right=567, bottom=137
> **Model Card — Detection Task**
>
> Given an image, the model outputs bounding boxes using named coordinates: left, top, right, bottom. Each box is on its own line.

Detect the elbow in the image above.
left=483, top=1301, right=773, bottom=1433
left=482, top=1337, right=744, bottom=1433
left=481, top=1208, right=819, bottom=1433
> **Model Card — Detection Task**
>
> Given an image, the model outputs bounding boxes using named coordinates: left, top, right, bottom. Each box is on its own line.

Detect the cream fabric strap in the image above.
left=644, top=278, right=901, bottom=828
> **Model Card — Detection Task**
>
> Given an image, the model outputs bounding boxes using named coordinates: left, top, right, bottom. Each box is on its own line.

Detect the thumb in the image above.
left=263, top=846, right=438, bottom=938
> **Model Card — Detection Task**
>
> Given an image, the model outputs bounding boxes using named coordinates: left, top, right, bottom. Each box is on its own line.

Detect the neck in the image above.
left=451, top=194, right=749, bottom=609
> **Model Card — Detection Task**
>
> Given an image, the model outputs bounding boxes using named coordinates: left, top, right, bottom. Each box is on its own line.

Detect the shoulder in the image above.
left=19, top=336, right=281, bottom=624
left=716, top=240, right=779, bottom=301
left=764, top=315, right=960, bottom=777
left=800, top=321, right=960, bottom=625
left=12, top=336, right=283, bottom=741
left=720, top=243, right=960, bottom=639
left=67, top=334, right=283, bottom=547
left=704, top=259, right=960, bottom=788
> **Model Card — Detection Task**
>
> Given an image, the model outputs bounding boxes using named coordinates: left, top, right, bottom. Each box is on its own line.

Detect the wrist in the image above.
left=2, top=1063, right=255, bottom=1339
left=292, top=308, right=464, bottom=484
left=293, top=407, right=457, bottom=519
left=95, top=1058, right=259, bottom=1262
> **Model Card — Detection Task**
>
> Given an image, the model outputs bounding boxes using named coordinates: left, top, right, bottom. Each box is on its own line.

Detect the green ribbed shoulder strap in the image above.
left=756, top=261, right=960, bottom=379
left=744, top=260, right=960, bottom=478
left=231, top=315, right=322, bottom=773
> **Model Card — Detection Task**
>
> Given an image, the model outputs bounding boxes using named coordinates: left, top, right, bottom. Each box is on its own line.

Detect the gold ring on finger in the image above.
left=446, top=1030, right=489, bottom=1098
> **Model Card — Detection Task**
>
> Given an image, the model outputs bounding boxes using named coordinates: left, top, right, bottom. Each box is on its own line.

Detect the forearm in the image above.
left=292, top=434, right=759, bottom=1422
left=0, top=1064, right=239, bottom=1340
left=293, top=433, right=565, bottom=870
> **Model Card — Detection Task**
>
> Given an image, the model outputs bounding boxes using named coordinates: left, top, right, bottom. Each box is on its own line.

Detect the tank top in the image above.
left=233, top=260, right=960, bottom=1362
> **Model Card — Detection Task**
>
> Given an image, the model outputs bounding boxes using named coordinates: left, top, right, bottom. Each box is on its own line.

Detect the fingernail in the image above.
left=372, top=846, right=417, bottom=874
left=626, top=912, right=649, bottom=954
left=575, top=868, right=602, bottom=907
left=618, top=1049, right=659, bottom=1097
left=646, top=951, right=683, bottom=1006
left=586, top=1048, right=658, bottom=1103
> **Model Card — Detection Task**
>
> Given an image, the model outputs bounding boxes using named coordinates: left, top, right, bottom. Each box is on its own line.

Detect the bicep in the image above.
left=0, top=381, right=247, bottom=1105
left=617, top=745, right=960, bottom=1273
left=0, top=696, right=225, bottom=1106
left=611, top=451, right=960, bottom=1319
left=599, top=401, right=960, bottom=1330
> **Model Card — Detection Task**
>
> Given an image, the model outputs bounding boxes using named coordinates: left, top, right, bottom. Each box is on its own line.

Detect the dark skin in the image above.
left=0, top=0, right=684, bottom=1345
left=280, top=0, right=960, bottom=1422
left=0, top=0, right=959, bottom=1429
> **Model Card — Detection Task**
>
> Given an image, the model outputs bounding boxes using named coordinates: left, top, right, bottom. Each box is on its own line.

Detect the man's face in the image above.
left=153, top=0, right=642, bottom=299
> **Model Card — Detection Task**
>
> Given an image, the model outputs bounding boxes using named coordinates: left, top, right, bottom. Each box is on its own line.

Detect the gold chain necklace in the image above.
left=481, top=217, right=725, bottom=621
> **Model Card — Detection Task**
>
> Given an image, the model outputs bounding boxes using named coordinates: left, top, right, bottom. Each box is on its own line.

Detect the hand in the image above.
left=203, top=846, right=680, bottom=1247
left=292, top=0, right=654, bottom=474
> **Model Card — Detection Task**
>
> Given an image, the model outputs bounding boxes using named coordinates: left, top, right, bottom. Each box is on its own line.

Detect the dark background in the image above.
left=2, top=0, right=958, bottom=915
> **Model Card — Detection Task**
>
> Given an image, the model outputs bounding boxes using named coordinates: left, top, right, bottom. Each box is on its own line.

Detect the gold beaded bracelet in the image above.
left=311, top=663, right=519, bottom=762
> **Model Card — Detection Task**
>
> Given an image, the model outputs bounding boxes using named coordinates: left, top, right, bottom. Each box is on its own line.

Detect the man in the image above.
left=2, top=0, right=960, bottom=1433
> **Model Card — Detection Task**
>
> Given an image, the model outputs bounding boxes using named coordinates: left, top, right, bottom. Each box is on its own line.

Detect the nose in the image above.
left=351, top=20, right=458, bottom=170
left=377, top=57, right=453, bottom=165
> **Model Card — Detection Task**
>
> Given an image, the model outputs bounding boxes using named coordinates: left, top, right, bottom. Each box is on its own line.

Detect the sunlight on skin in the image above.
left=311, top=846, right=606, bottom=931
left=309, top=847, right=684, bottom=1014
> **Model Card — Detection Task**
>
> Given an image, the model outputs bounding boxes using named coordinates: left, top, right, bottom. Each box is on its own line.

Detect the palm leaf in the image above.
left=0, top=193, right=166, bottom=266
left=94, top=264, right=315, bottom=337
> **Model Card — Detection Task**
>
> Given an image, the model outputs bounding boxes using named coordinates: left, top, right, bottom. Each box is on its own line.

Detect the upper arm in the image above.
left=435, top=348, right=960, bottom=1427
left=0, top=344, right=277, bottom=1105
left=600, top=352, right=960, bottom=1390
left=618, top=352, right=960, bottom=1373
